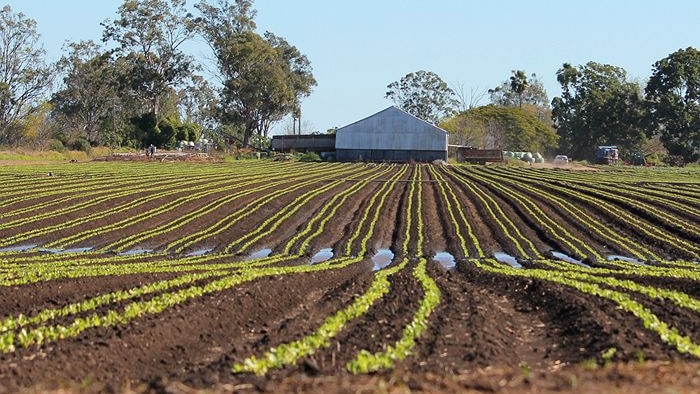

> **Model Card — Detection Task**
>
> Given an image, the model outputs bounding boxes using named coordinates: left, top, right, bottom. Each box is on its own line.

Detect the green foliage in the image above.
left=51, top=41, right=120, bottom=145
left=645, top=47, right=700, bottom=163
left=385, top=70, right=459, bottom=124
left=0, top=5, right=53, bottom=145
left=175, top=121, right=201, bottom=142
left=552, top=62, right=648, bottom=161
left=67, top=137, right=92, bottom=153
left=102, top=0, right=197, bottom=117
left=127, top=112, right=190, bottom=148
left=298, top=152, right=321, bottom=162
left=198, top=2, right=315, bottom=147
left=489, top=70, right=549, bottom=110
left=46, top=139, right=65, bottom=152
left=446, top=105, right=558, bottom=152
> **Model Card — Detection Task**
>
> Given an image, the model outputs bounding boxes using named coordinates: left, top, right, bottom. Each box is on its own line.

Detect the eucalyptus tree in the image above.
left=102, top=0, right=198, bottom=118
left=0, top=5, right=53, bottom=145
left=385, top=70, right=458, bottom=124
left=645, top=47, right=700, bottom=163
left=551, top=62, right=647, bottom=160
left=51, top=40, right=123, bottom=145
left=197, top=0, right=316, bottom=148
left=489, top=70, right=549, bottom=109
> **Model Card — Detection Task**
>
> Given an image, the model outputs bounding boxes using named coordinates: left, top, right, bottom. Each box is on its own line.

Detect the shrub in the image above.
left=67, top=138, right=92, bottom=153
left=299, top=152, right=322, bottom=162
left=47, top=139, right=65, bottom=152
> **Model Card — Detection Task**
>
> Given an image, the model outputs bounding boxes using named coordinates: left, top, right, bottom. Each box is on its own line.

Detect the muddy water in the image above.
left=0, top=244, right=37, bottom=252
left=607, top=254, right=646, bottom=265
left=372, top=249, right=394, bottom=271
left=247, top=248, right=272, bottom=260
left=494, top=252, right=522, bottom=268
left=187, top=248, right=212, bottom=257
left=433, top=251, right=455, bottom=269
left=551, top=251, right=591, bottom=268
left=311, top=248, right=333, bottom=264
left=37, top=247, right=95, bottom=254
left=118, top=249, right=153, bottom=256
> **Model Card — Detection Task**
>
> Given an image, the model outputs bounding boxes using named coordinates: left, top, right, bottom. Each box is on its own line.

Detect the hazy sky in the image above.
left=4, top=0, right=700, bottom=134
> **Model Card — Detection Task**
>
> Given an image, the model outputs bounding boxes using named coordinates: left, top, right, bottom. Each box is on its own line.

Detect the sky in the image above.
left=4, top=0, right=700, bottom=134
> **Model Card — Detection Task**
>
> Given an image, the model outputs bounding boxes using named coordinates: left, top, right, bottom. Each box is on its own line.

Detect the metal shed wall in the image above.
left=335, top=107, right=448, bottom=161
left=271, top=134, right=336, bottom=152
left=336, top=149, right=446, bottom=162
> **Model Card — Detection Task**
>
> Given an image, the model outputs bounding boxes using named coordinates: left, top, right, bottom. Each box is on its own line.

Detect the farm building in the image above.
left=335, top=106, right=448, bottom=162
left=270, top=106, right=449, bottom=162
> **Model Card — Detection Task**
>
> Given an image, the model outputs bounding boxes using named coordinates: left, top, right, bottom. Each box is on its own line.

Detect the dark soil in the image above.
left=0, top=162, right=698, bottom=393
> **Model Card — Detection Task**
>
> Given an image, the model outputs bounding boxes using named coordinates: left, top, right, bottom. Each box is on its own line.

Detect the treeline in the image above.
left=0, top=0, right=315, bottom=152
left=387, top=51, right=700, bottom=164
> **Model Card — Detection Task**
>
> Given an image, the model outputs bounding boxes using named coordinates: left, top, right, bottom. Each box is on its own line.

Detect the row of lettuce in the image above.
left=0, top=161, right=698, bottom=373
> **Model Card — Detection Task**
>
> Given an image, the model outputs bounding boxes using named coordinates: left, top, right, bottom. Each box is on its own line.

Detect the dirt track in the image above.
left=0, top=162, right=698, bottom=393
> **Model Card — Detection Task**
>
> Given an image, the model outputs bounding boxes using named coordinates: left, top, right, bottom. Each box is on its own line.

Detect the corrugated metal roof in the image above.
left=335, top=106, right=448, bottom=151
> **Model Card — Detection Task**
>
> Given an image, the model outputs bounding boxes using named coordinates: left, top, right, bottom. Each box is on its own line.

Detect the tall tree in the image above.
left=452, top=81, right=487, bottom=112
left=385, top=70, right=458, bottom=124
left=489, top=70, right=550, bottom=123
left=645, top=47, right=700, bottom=163
left=551, top=62, right=647, bottom=161
left=177, top=75, right=216, bottom=131
left=509, top=70, right=529, bottom=108
left=195, top=0, right=256, bottom=52
left=102, top=0, right=198, bottom=118
left=0, top=5, right=53, bottom=145
left=198, top=0, right=315, bottom=147
left=51, top=40, right=122, bottom=145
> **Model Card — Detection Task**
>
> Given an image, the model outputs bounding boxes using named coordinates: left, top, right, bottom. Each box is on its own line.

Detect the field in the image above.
left=0, top=161, right=698, bottom=393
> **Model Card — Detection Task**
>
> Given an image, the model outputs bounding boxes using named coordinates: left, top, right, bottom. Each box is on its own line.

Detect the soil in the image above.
left=0, top=162, right=698, bottom=393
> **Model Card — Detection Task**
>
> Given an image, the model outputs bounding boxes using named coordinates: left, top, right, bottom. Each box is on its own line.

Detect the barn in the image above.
left=334, top=106, right=448, bottom=162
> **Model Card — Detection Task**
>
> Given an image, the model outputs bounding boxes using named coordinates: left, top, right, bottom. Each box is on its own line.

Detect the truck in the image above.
left=595, top=145, right=619, bottom=165
left=451, top=146, right=504, bottom=164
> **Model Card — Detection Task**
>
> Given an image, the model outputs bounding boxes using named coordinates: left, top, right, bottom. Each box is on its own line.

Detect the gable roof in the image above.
left=335, top=106, right=448, bottom=151
left=336, top=106, right=447, bottom=135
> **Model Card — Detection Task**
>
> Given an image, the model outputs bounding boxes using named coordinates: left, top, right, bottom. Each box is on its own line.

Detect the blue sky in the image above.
left=4, top=0, right=700, bottom=134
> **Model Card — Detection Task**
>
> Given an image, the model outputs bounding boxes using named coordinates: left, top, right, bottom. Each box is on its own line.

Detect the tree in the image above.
left=51, top=40, right=122, bottom=145
left=198, top=0, right=315, bottom=147
left=195, top=0, right=256, bottom=51
left=442, top=105, right=558, bottom=152
left=440, top=114, right=486, bottom=147
left=177, top=75, right=216, bottom=132
left=102, top=0, right=198, bottom=118
left=551, top=62, right=648, bottom=161
left=489, top=70, right=550, bottom=123
left=385, top=70, right=459, bottom=124
left=645, top=47, right=700, bottom=163
left=451, top=81, right=487, bottom=112
left=0, top=5, right=53, bottom=145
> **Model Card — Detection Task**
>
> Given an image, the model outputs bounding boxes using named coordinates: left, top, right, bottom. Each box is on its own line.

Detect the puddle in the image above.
left=247, top=248, right=272, bottom=260
left=38, top=248, right=63, bottom=254
left=433, top=251, right=456, bottom=269
left=187, top=248, right=213, bottom=257
left=61, top=247, right=94, bottom=253
left=607, top=255, right=645, bottom=265
left=551, top=251, right=591, bottom=268
left=311, top=248, right=333, bottom=264
left=494, top=252, right=522, bottom=268
left=37, top=247, right=94, bottom=254
left=0, top=244, right=37, bottom=252
left=372, top=249, right=394, bottom=271
left=118, top=249, right=153, bottom=256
